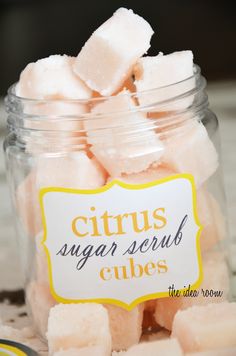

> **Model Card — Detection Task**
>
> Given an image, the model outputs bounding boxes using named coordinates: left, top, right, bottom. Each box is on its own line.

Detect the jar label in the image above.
left=40, top=174, right=202, bottom=310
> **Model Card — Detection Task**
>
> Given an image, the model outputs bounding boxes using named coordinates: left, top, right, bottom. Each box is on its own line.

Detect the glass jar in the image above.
left=4, top=66, right=231, bottom=348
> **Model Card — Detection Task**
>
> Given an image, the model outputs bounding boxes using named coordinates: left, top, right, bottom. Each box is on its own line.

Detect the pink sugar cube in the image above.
left=16, top=169, right=41, bottom=237
left=53, top=346, right=107, bottom=356
left=154, top=252, right=229, bottom=330
left=161, top=120, right=218, bottom=187
left=107, top=165, right=176, bottom=184
left=23, top=100, right=87, bottom=135
left=123, top=338, right=183, bottom=356
left=104, top=304, right=144, bottom=351
left=134, top=51, right=194, bottom=110
left=73, top=8, right=153, bottom=96
left=47, top=303, right=111, bottom=355
left=197, top=189, right=226, bottom=251
left=26, top=281, right=56, bottom=337
left=86, top=90, right=164, bottom=175
left=16, top=55, right=92, bottom=100
left=172, top=302, right=236, bottom=353
left=16, top=152, right=106, bottom=236
left=16, top=55, right=92, bottom=136
left=35, top=152, right=106, bottom=189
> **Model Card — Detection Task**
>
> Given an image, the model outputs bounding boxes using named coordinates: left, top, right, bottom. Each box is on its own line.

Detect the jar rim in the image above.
left=5, top=64, right=208, bottom=137
left=7, top=65, right=201, bottom=105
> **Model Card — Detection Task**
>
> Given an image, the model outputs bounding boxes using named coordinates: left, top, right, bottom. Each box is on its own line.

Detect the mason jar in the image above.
left=3, top=65, right=231, bottom=348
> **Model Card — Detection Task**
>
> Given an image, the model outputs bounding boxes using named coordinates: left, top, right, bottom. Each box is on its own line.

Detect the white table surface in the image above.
left=0, top=81, right=235, bottom=354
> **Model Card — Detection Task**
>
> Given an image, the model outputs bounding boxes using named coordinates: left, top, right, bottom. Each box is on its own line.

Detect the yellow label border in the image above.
left=39, top=173, right=203, bottom=311
left=0, top=344, right=26, bottom=356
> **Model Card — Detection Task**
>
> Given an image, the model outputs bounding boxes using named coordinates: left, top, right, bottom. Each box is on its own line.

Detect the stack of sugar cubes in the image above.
left=13, top=7, right=236, bottom=356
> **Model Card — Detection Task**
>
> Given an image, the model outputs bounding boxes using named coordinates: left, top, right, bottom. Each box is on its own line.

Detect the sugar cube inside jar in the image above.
left=3, top=6, right=233, bottom=355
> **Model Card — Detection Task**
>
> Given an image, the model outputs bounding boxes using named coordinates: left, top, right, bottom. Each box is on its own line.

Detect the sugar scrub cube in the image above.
left=185, top=348, right=236, bottom=356
left=197, top=189, right=226, bottom=251
left=47, top=303, right=111, bottom=355
left=53, top=346, right=107, bottom=356
left=23, top=101, right=86, bottom=134
left=26, top=281, right=56, bottom=337
left=123, top=339, right=183, bottom=356
left=86, top=90, right=164, bottom=175
left=16, top=152, right=107, bottom=236
left=104, top=304, right=144, bottom=351
left=73, top=8, right=153, bottom=95
left=35, top=152, right=107, bottom=189
left=154, top=252, right=229, bottom=330
left=16, top=55, right=92, bottom=100
left=16, top=55, right=92, bottom=135
left=107, top=165, right=176, bottom=184
left=161, top=120, right=218, bottom=187
left=172, top=302, right=236, bottom=352
left=16, top=170, right=41, bottom=237
left=134, top=51, right=194, bottom=110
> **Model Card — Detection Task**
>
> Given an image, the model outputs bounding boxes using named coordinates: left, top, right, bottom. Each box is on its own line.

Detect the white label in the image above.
left=40, top=174, right=202, bottom=310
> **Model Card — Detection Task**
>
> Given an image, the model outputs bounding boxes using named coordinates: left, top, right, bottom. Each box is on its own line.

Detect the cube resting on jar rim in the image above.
left=73, top=7, right=154, bottom=95
left=104, top=304, right=144, bottom=351
left=16, top=55, right=92, bottom=100
left=171, top=302, right=236, bottom=353
left=134, top=51, right=195, bottom=111
left=16, top=55, right=92, bottom=134
left=47, top=303, right=111, bottom=355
